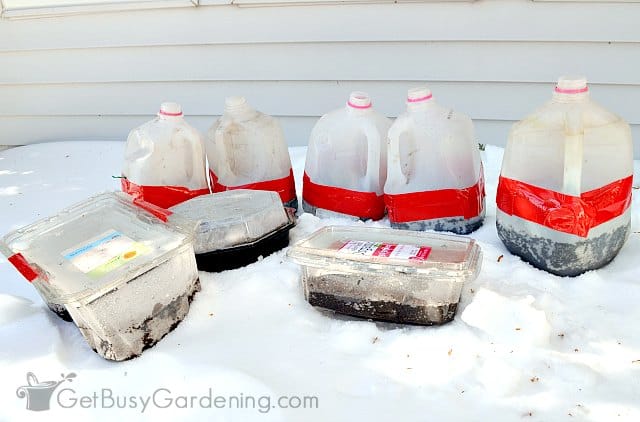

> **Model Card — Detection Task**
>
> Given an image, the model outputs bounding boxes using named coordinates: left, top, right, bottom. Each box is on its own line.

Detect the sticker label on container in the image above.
left=338, top=240, right=431, bottom=261
left=62, top=230, right=149, bottom=278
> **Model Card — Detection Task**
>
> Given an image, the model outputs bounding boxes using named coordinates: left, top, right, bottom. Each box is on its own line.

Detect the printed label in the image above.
left=337, top=240, right=431, bottom=261
left=62, top=230, right=149, bottom=278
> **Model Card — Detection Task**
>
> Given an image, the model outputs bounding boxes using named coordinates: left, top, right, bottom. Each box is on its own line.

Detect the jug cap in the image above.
left=347, top=92, right=372, bottom=109
left=159, top=102, right=183, bottom=116
left=555, top=77, right=588, bottom=94
left=407, top=87, right=433, bottom=103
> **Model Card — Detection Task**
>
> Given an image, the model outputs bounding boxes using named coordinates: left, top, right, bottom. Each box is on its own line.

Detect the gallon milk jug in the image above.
left=496, top=77, right=633, bottom=276
left=206, top=97, right=297, bottom=209
left=121, top=102, right=209, bottom=209
left=384, top=87, right=485, bottom=234
left=303, top=92, right=391, bottom=220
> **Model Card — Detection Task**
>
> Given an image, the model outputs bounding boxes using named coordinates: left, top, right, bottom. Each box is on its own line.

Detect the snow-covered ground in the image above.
left=1, top=141, right=639, bottom=421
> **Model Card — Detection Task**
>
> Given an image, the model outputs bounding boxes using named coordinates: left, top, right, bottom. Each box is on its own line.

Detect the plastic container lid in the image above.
left=0, top=192, right=196, bottom=306
left=347, top=92, right=372, bottom=109
left=287, top=226, right=482, bottom=277
left=169, top=189, right=291, bottom=254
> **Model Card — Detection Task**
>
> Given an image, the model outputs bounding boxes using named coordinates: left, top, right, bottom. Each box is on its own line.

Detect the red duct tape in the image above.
left=384, top=168, right=485, bottom=223
left=302, top=172, right=385, bottom=221
left=210, top=168, right=297, bottom=204
left=121, top=178, right=209, bottom=209
left=496, top=175, right=633, bottom=238
left=8, top=253, right=38, bottom=282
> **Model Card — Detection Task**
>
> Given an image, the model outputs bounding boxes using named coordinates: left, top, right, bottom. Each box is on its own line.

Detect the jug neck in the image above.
left=552, top=77, right=590, bottom=103
left=346, top=91, right=373, bottom=116
left=157, top=102, right=184, bottom=120
left=224, top=96, right=255, bottom=119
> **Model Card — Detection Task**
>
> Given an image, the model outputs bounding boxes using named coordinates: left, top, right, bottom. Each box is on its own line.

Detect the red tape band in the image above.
left=132, top=197, right=173, bottom=222
left=302, top=172, right=385, bottom=221
left=384, top=169, right=485, bottom=223
left=496, top=175, right=633, bottom=238
left=8, top=253, right=38, bottom=282
left=210, top=169, right=297, bottom=204
left=121, top=178, right=209, bottom=209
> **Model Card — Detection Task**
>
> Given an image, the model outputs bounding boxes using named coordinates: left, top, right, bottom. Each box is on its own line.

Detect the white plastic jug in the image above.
left=384, top=87, right=485, bottom=234
left=497, top=77, right=634, bottom=276
left=303, top=92, right=391, bottom=220
left=206, top=97, right=297, bottom=209
left=121, top=102, right=209, bottom=209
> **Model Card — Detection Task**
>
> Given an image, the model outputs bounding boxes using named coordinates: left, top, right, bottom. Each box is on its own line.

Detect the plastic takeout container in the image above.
left=1, top=192, right=200, bottom=361
left=287, top=226, right=482, bottom=325
left=170, top=190, right=295, bottom=272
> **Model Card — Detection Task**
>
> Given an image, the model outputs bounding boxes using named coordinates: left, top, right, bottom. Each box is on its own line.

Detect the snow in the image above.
left=1, top=141, right=640, bottom=421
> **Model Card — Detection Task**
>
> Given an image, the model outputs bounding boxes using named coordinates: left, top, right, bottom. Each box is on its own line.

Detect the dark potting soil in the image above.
left=48, top=302, right=72, bottom=322
left=391, top=215, right=484, bottom=235
left=195, top=221, right=293, bottom=272
left=496, top=220, right=630, bottom=277
left=307, top=291, right=458, bottom=326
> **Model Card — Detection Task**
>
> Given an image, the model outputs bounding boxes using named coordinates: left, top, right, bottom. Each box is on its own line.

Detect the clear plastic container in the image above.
left=122, top=102, right=210, bottom=208
left=170, top=190, right=295, bottom=272
left=0, top=192, right=200, bottom=361
left=287, top=226, right=482, bottom=325
left=303, top=92, right=392, bottom=220
left=497, top=77, right=633, bottom=276
left=384, top=87, right=485, bottom=234
left=206, top=97, right=297, bottom=209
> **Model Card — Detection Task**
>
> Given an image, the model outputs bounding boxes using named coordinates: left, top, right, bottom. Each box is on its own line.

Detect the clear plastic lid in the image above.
left=287, top=226, right=482, bottom=277
left=0, top=192, right=196, bottom=305
left=169, top=189, right=291, bottom=254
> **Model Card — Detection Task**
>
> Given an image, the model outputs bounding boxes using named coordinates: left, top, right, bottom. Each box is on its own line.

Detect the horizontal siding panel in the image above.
left=2, top=116, right=640, bottom=157
left=1, top=1, right=640, bottom=51
left=2, top=81, right=640, bottom=124
left=1, top=41, right=637, bottom=85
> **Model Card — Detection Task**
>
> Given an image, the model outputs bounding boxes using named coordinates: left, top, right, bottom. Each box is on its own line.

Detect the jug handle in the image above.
left=387, top=118, right=411, bottom=185
left=563, top=109, right=584, bottom=196
left=362, top=122, right=383, bottom=191
left=190, top=132, right=208, bottom=188
left=214, top=126, right=234, bottom=181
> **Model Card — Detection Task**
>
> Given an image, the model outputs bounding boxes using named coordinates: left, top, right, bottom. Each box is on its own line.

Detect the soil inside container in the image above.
left=87, top=278, right=201, bottom=361
left=307, top=290, right=458, bottom=326
left=496, top=219, right=630, bottom=277
left=391, top=214, right=485, bottom=235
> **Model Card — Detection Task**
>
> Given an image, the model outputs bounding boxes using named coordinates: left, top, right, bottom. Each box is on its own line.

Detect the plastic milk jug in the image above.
left=384, top=87, right=485, bottom=234
left=496, top=77, right=633, bottom=276
left=206, top=97, right=297, bottom=209
left=303, top=92, right=392, bottom=220
left=121, top=102, right=209, bottom=209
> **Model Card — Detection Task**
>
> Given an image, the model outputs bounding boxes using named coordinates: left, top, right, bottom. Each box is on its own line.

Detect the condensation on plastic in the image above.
left=303, top=92, right=391, bottom=220
left=287, top=226, right=482, bottom=325
left=384, top=87, right=485, bottom=229
left=122, top=102, right=209, bottom=208
left=0, top=192, right=200, bottom=361
left=206, top=97, right=296, bottom=204
left=169, top=190, right=291, bottom=254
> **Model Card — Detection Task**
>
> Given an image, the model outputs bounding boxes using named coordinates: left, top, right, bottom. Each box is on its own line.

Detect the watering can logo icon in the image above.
left=16, top=372, right=76, bottom=411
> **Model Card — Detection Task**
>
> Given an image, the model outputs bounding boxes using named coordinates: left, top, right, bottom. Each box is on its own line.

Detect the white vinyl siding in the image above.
left=1, top=0, right=640, bottom=155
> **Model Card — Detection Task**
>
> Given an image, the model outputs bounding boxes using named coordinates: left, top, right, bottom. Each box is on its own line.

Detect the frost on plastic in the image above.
left=287, top=226, right=482, bottom=325
left=0, top=192, right=200, bottom=361
left=170, top=190, right=291, bottom=254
